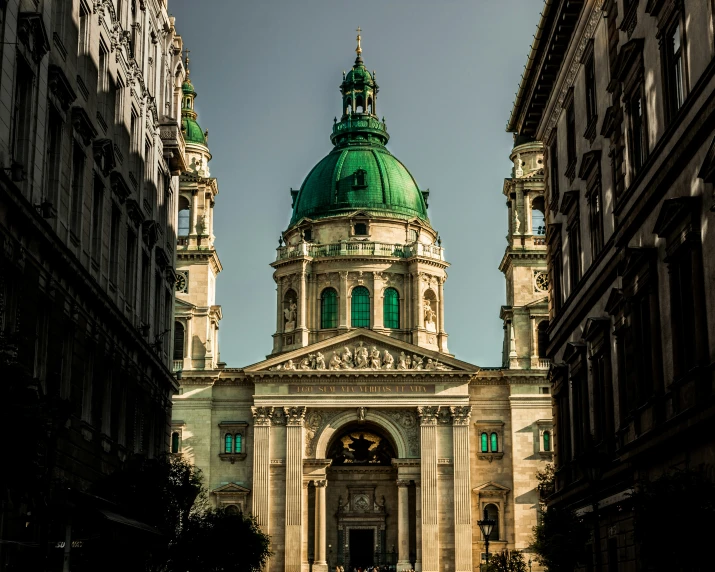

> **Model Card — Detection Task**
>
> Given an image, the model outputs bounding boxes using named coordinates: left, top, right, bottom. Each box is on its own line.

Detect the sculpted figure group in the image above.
left=270, top=342, right=452, bottom=371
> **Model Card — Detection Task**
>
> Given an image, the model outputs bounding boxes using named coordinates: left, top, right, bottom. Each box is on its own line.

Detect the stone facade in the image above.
left=508, top=0, right=715, bottom=570
left=174, top=34, right=552, bottom=572
left=0, top=0, right=189, bottom=568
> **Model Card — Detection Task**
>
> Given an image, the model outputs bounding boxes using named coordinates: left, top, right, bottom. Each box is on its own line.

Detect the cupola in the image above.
left=181, top=53, right=208, bottom=147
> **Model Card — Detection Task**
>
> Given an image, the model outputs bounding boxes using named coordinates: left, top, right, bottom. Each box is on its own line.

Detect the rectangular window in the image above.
left=115, top=76, right=125, bottom=124
left=566, top=102, right=577, bottom=170
left=588, top=184, right=604, bottom=257
left=628, top=89, right=647, bottom=175
left=585, top=55, right=597, bottom=126
left=664, top=22, right=685, bottom=119
left=46, top=106, right=64, bottom=204
left=109, top=205, right=121, bottom=284
left=141, top=252, right=151, bottom=324
left=551, top=247, right=563, bottom=314
left=558, top=389, right=572, bottom=464
left=568, top=218, right=582, bottom=292
left=12, top=56, right=34, bottom=172
left=154, top=272, right=163, bottom=340
left=125, top=228, right=137, bottom=307
left=549, top=137, right=560, bottom=206
left=70, top=142, right=85, bottom=235
left=98, top=42, right=109, bottom=119
left=670, top=248, right=697, bottom=375
left=91, top=175, right=104, bottom=263
left=130, top=107, right=140, bottom=180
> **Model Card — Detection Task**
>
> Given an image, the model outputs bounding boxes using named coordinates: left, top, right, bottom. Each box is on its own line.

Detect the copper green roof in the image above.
left=289, top=38, right=429, bottom=227
left=182, top=116, right=206, bottom=145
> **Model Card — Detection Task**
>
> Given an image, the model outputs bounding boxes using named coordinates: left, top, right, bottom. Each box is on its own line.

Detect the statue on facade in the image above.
left=354, top=344, right=369, bottom=368
left=284, top=302, right=297, bottom=332
left=383, top=350, right=394, bottom=369
left=284, top=359, right=296, bottom=370
left=329, top=352, right=342, bottom=370
left=397, top=352, right=408, bottom=369
left=424, top=299, right=437, bottom=333
left=412, top=355, right=424, bottom=370
left=340, top=346, right=354, bottom=368
left=315, top=351, right=326, bottom=370
left=299, top=356, right=311, bottom=370
left=369, top=346, right=382, bottom=369
left=405, top=354, right=413, bottom=369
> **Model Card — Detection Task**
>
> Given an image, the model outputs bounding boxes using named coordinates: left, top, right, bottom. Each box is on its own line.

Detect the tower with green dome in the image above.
left=271, top=30, right=449, bottom=356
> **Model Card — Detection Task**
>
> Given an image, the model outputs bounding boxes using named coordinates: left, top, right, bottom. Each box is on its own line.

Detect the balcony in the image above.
left=275, top=241, right=445, bottom=262
left=159, top=120, right=187, bottom=175
left=173, top=360, right=183, bottom=373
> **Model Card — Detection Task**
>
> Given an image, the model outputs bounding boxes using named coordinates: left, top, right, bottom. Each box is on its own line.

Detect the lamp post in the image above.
left=528, top=558, right=532, bottom=572
left=477, top=508, right=496, bottom=571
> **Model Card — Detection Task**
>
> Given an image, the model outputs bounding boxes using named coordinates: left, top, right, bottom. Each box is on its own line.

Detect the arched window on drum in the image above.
left=384, top=288, right=400, bottom=329
left=321, top=288, right=338, bottom=329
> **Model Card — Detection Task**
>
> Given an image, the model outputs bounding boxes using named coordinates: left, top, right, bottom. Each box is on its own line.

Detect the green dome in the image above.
left=182, top=81, right=195, bottom=95
left=290, top=144, right=429, bottom=225
left=345, top=66, right=372, bottom=83
left=182, top=116, right=206, bottom=145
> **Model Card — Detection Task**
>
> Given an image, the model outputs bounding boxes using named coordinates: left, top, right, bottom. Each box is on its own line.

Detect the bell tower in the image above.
left=499, top=136, right=549, bottom=370
left=174, top=53, right=222, bottom=372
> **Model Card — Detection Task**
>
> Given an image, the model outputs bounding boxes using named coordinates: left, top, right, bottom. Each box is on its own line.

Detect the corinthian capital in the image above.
left=417, top=406, right=440, bottom=426
left=284, top=406, right=307, bottom=426
left=450, top=405, right=472, bottom=426
left=252, top=406, right=274, bottom=427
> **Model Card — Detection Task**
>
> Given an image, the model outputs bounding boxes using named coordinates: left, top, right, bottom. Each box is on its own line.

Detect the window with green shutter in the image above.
left=234, top=434, right=242, bottom=453
left=490, top=432, right=499, bottom=452
left=384, top=288, right=400, bottom=329
left=481, top=432, right=488, bottom=453
left=224, top=434, right=233, bottom=454
left=351, top=286, right=370, bottom=328
left=321, top=288, right=338, bottom=329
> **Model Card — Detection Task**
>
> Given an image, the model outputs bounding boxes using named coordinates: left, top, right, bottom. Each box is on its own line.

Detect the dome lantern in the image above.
left=181, top=50, right=208, bottom=147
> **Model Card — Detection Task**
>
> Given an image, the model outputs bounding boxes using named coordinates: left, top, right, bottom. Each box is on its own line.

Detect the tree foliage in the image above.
left=530, top=506, right=589, bottom=572
left=630, top=470, right=715, bottom=571
left=486, top=549, right=528, bottom=572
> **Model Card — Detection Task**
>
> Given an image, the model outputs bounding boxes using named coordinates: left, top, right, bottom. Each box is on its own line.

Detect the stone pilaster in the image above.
left=338, top=271, right=348, bottom=330
left=373, top=271, right=384, bottom=329
left=451, top=406, right=473, bottom=572
left=415, top=480, right=422, bottom=571
left=251, top=407, right=274, bottom=531
left=284, top=406, right=306, bottom=572
left=396, top=479, right=411, bottom=567
left=417, top=406, right=439, bottom=572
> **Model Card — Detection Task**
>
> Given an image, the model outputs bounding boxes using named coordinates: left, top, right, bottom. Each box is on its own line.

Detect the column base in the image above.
left=312, top=562, right=328, bottom=572
left=397, top=559, right=412, bottom=571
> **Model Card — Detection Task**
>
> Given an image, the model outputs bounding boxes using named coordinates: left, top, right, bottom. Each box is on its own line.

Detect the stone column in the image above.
left=413, top=273, right=422, bottom=329
left=415, top=480, right=422, bottom=570
left=417, top=406, right=439, bottom=572
left=437, top=277, right=446, bottom=334
left=284, top=407, right=306, bottom=572
left=373, top=272, right=384, bottom=329
left=298, top=265, right=307, bottom=330
left=209, top=200, right=215, bottom=240
left=276, top=278, right=284, bottom=333
left=251, top=407, right=274, bottom=532
left=397, top=479, right=411, bottom=568
left=314, top=480, right=327, bottom=569
left=338, top=271, right=348, bottom=330
left=451, top=406, right=473, bottom=572
left=524, top=190, right=532, bottom=234
left=190, top=189, right=198, bottom=235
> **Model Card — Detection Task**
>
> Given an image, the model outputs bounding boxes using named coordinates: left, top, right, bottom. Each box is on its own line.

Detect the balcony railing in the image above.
left=173, top=360, right=183, bottom=372
left=276, top=241, right=445, bottom=262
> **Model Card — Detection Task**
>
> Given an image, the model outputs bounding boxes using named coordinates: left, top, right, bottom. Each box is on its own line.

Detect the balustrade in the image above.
left=275, top=240, right=445, bottom=262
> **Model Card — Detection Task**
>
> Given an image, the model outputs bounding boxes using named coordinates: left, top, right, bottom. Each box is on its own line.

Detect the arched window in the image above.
left=173, top=321, right=185, bottom=361
left=384, top=288, right=400, bottom=329
left=408, top=229, right=418, bottom=242
left=354, top=222, right=367, bottom=235
left=490, top=432, right=499, bottom=452
left=481, top=432, right=489, bottom=453
left=351, top=286, right=370, bottom=328
left=356, top=96, right=364, bottom=113
left=543, top=431, right=551, bottom=452
left=483, top=504, right=500, bottom=540
left=225, top=505, right=240, bottom=515
left=234, top=434, right=242, bottom=454
left=224, top=434, right=233, bottom=454
left=178, top=196, right=190, bottom=236
left=171, top=431, right=180, bottom=454
left=532, top=196, right=546, bottom=235
left=537, top=320, right=549, bottom=358
left=354, top=169, right=367, bottom=187
left=321, top=288, right=338, bottom=329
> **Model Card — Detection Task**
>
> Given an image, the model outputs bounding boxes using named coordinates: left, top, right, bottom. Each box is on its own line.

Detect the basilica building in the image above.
left=172, top=34, right=552, bottom=572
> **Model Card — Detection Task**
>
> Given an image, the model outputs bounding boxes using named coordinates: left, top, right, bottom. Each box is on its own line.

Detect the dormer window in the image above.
left=353, top=169, right=367, bottom=188
left=354, top=222, right=367, bottom=236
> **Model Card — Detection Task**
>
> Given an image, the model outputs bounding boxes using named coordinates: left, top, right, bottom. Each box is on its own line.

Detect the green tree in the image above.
left=486, top=549, right=528, bottom=572
left=630, top=470, right=715, bottom=571
left=530, top=505, right=589, bottom=572
left=169, top=507, right=271, bottom=572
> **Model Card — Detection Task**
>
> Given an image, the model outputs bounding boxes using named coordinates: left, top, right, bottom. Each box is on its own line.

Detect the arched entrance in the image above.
left=323, top=423, right=400, bottom=570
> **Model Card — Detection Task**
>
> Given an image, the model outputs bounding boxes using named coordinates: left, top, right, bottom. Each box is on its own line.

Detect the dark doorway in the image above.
left=349, top=529, right=374, bottom=568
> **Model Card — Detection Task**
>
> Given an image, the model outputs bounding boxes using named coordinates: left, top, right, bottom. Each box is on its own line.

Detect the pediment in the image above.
left=473, top=481, right=511, bottom=494
left=243, top=329, right=477, bottom=375
left=212, top=483, right=251, bottom=495
left=175, top=297, right=195, bottom=309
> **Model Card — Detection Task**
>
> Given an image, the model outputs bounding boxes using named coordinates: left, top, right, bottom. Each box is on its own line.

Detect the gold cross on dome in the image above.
left=356, top=26, right=362, bottom=55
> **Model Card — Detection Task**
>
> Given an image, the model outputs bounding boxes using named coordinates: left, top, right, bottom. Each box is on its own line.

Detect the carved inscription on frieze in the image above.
left=289, top=384, right=435, bottom=394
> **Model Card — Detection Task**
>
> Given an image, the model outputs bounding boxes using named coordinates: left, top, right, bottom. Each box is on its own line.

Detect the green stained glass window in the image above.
left=543, top=431, right=551, bottom=452
left=481, top=432, right=488, bottom=453
left=351, top=286, right=370, bottom=328
left=321, top=288, right=338, bottom=329
left=384, top=288, right=400, bottom=329
left=490, top=432, right=499, bottom=452
left=234, top=434, right=242, bottom=454
left=224, top=434, right=233, bottom=454
left=171, top=432, right=180, bottom=454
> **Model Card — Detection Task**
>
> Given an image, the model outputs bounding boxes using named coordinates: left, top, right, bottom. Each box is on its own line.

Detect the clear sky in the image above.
left=167, top=0, right=542, bottom=367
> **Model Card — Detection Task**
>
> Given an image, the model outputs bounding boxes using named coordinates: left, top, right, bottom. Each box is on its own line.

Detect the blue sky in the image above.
left=168, top=0, right=543, bottom=366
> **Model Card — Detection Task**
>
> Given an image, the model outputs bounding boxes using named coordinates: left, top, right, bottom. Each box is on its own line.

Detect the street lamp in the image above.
left=528, top=558, right=532, bottom=572
left=477, top=508, right=496, bottom=570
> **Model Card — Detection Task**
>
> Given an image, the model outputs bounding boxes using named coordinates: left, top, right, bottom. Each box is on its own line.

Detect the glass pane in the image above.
left=351, top=286, right=370, bottom=328
left=490, top=432, right=498, bottom=452
left=384, top=288, right=400, bottom=329
left=224, top=434, right=232, bottom=454
left=321, top=288, right=337, bottom=329
left=178, top=208, right=190, bottom=236
left=481, top=433, right=488, bottom=453
left=171, top=432, right=179, bottom=454
left=235, top=434, right=242, bottom=453
left=543, top=431, right=551, bottom=452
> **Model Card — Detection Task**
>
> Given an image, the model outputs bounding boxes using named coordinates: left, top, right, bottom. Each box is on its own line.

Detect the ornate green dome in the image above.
left=182, top=116, right=206, bottom=145
left=180, top=56, right=208, bottom=147
left=290, top=31, right=429, bottom=226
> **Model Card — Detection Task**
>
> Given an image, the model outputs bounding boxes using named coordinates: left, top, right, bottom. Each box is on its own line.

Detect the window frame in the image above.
left=218, top=421, right=248, bottom=462
left=320, top=288, right=338, bottom=329
left=383, top=287, right=400, bottom=329
left=350, top=286, right=370, bottom=328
